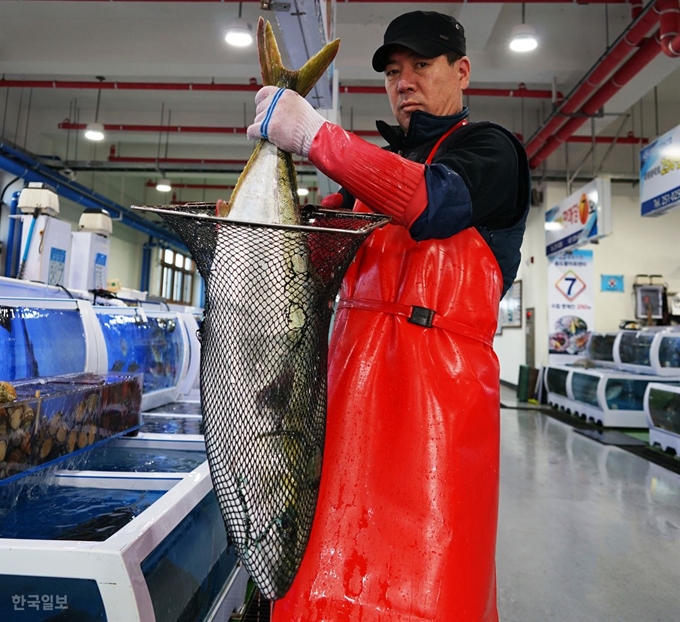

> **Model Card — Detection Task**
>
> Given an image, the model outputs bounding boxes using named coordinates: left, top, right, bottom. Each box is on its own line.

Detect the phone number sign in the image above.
left=640, top=123, right=680, bottom=217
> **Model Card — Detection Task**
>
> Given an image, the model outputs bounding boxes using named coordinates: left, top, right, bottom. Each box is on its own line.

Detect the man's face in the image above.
left=384, top=46, right=471, bottom=132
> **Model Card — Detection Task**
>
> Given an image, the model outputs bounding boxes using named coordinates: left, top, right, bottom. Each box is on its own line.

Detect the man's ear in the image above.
left=458, top=56, right=471, bottom=90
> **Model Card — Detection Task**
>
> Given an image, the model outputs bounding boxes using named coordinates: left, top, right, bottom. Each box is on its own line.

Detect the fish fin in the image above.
left=258, top=17, right=340, bottom=97
left=295, top=37, right=340, bottom=98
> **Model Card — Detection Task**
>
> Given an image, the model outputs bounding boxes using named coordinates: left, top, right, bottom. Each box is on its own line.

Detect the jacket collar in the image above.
left=376, top=107, right=470, bottom=152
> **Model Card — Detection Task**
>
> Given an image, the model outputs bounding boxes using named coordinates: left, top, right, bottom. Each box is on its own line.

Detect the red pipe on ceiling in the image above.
left=0, top=79, right=261, bottom=92
left=524, top=1, right=662, bottom=160
left=62, top=121, right=647, bottom=145
left=529, top=34, right=663, bottom=168
left=658, top=0, right=680, bottom=55
left=3, top=79, right=560, bottom=100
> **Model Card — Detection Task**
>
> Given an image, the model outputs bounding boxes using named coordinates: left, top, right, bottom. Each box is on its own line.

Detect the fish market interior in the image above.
left=0, top=1, right=679, bottom=621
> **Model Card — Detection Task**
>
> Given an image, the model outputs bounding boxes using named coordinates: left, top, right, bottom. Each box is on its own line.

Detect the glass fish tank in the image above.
left=544, top=366, right=573, bottom=414
left=613, top=328, right=680, bottom=376
left=657, top=332, right=680, bottom=373
left=0, top=482, right=163, bottom=541
left=586, top=332, right=617, bottom=365
left=145, top=401, right=202, bottom=416
left=0, top=463, right=248, bottom=622
left=95, top=308, right=186, bottom=396
left=616, top=330, right=655, bottom=369
left=60, top=444, right=206, bottom=473
left=645, top=383, right=680, bottom=438
left=0, top=372, right=142, bottom=484
left=140, top=416, right=204, bottom=436
left=0, top=301, right=87, bottom=382
left=566, top=367, right=679, bottom=427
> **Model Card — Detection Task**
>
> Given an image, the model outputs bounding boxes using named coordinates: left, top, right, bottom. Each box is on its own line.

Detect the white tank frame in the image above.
left=0, top=462, right=248, bottom=622
left=613, top=327, right=680, bottom=377
left=644, top=382, right=680, bottom=455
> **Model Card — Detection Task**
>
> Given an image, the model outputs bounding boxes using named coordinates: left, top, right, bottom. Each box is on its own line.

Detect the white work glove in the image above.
left=246, top=86, right=326, bottom=157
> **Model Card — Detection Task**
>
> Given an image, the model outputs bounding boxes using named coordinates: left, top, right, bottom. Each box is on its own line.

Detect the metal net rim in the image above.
left=131, top=203, right=391, bottom=236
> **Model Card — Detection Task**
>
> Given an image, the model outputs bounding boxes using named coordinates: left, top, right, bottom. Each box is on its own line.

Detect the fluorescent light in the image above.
left=84, top=122, right=105, bottom=141
left=510, top=24, right=538, bottom=53
left=297, top=188, right=310, bottom=197
left=225, top=18, right=253, bottom=47
left=156, top=178, right=172, bottom=192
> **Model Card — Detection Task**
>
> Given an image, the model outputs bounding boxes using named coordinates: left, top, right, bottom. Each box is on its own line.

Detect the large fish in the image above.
left=201, top=18, right=339, bottom=599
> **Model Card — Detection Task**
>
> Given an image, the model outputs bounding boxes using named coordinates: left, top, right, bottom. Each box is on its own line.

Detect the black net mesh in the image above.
left=134, top=202, right=388, bottom=599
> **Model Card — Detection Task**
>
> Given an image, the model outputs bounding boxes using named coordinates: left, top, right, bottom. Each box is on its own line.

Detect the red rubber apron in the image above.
left=273, top=126, right=504, bottom=622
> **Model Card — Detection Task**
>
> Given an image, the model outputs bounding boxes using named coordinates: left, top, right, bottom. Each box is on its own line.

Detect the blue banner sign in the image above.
left=640, top=123, right=680, bottom=217
left=545, top=177, right=612, bottom=257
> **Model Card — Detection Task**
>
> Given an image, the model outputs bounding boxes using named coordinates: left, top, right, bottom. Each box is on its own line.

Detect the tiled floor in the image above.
left=497, top=385, right=680, bottom=622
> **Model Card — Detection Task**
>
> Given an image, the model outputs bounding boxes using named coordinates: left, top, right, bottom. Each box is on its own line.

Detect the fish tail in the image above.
left=258, top=18, right=339, bottom=97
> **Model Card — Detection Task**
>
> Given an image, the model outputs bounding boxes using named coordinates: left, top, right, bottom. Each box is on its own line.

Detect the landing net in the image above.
left=133, top=202, right=388, bottom=599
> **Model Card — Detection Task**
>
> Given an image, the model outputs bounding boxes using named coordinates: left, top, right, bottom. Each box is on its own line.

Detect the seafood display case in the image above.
left=546, top=364, right=680, bottom=427
left=544, top=365, right=574, bottom=412
left=93, top=307, right=191, bottom=411
left=0, top=297, right=105, bottom=382
left=0, top=386, right=246, bottom=621
left=0, top=297, right=201, bottom=409
left=0, top=291, right=248, bottom=620
left=613, top=327, right=680, bottom=376
left=0, top=372, right=142, bottom=484
left=644, top=382, right=680, bottom=455
left=0, top=461, right=248, bottom=622
left=586, top=332, right=618, bottom=367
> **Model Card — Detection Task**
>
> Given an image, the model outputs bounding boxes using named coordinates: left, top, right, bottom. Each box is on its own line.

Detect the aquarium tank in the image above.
left=0, top=305, right=86, bottom=382
left=96, top=311, right=183, bottom=394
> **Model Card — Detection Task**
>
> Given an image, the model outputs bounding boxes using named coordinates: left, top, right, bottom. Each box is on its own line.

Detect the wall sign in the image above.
left=544, top=176, right=612, bottom=257
left=640, top=123, right=680, bottom=217
left=548, top=250, right=594, bottom=364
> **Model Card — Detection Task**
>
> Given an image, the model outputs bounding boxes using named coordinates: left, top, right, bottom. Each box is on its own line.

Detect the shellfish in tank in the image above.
left=0, top=382, right=17, bottom=404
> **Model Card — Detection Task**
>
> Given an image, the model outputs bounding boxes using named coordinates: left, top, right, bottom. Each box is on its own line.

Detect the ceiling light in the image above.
left=156, top=178, right=172, bottom=192
left=510, top=24, right=538, bottom=52
left=85, top=76, right=106, bottom=141
left=226, top=4, right=252, bottom=47
left=510, top=4, right=538, bottom=53
left=297, top=188, right=310, bottom=197
left=225, top=18, right=253, bottom=47
left=84, top=122, right=105, bottom=141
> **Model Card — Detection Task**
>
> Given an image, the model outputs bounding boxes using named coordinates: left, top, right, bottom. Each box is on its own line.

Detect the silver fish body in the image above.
left=204, top=142, right=321, bottom=597
left=201, top=19, right=339, bottom=599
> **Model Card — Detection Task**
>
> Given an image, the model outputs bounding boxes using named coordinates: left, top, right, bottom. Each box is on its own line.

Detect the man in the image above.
left=248, top=10, right=530, bottom=621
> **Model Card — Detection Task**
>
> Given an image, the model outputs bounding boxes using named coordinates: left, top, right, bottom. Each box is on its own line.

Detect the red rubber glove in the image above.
left=319, top=193, right=345, bottom=208
left=308, top=123, right=427, bottom=228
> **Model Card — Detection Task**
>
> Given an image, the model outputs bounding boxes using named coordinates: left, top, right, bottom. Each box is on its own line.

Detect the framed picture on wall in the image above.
left=499, top=280, right=522, bottom=328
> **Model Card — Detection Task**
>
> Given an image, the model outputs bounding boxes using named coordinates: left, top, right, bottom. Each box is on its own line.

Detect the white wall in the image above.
left=0, top=170, right=148, bottom=291
left=107, top=225, right=147, bottom=292
left=496, top=180, right=680, bottom=385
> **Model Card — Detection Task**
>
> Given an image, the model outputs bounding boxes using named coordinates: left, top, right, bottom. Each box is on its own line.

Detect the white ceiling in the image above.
left=0, top=0, right=678, bottom=209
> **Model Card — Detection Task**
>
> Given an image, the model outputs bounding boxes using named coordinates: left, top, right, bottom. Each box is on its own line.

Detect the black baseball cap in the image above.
left=372, top=11, right=467, bottom=72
